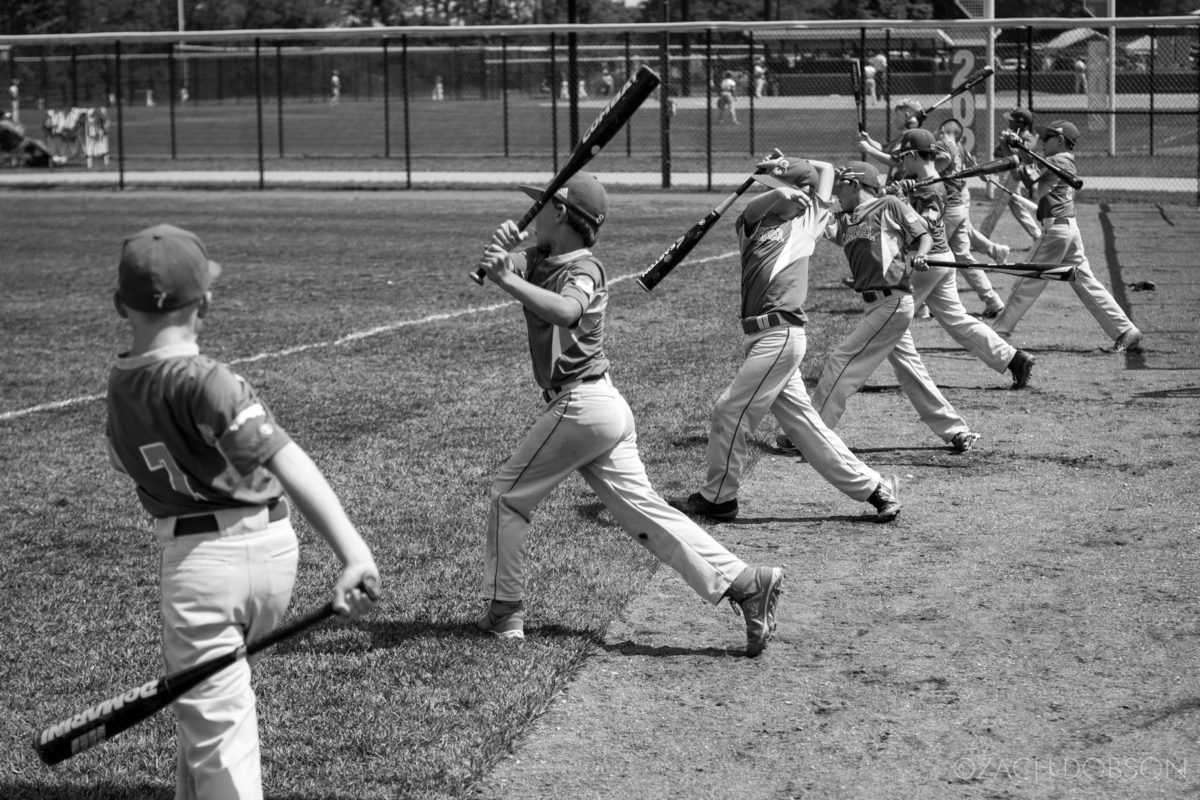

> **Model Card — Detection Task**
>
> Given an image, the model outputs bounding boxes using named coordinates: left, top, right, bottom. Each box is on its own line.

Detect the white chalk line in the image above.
left=0, top=250, right=738, bottom=423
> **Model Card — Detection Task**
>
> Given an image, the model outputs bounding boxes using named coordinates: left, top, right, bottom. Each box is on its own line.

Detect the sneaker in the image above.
left=915, top=304, right=931, bottom=320
left=867, top=475, right=901, bottom=522
left=1008, top=350, right=1035, bottom=389
left=478, top=599, right=525, bottom=640
left=1113, top=327, right=1144, bottom=353
left=774, top=433, right=802, bottom=456
left=951, top=431, right=981, bottom=453
left=727, top=566, right=784, bottom=658
left=668, top=492, right=739, bottom=521
left=995, top=243, right=1011, bottom=264
left=981, top=304, right=1004, bottom=319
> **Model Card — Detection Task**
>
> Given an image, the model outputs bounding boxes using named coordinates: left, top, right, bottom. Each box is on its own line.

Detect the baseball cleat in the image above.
left=951, top=431, right=981, bottom=453
left=1008, top=350, right=1036, bottom=389
left=478, top=599, right=525, bottom=640
left=727, top=566, right=784, bottom=658
left=774, top=433, right=803, bottom=457
left=668, top=492, right=739, bottom=521
left=1113, top=327, right=1144, bottom=353
left=981, top=304, right=1005, bottom=319
left=867, top=475, right=901, bottom=522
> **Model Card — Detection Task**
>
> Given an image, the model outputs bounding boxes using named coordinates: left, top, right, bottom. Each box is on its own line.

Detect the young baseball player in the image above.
left=883, top=128, right=1036, bottom=392
left=668, top=154, right=900, bottom=524
left=990, top=121, right=1144, bottom=353
left=934, top=118, right=1008, bottom=318
left=804, top=161, right=981, bottom=453
left=106, top=223, right=381, bottom=800
left=978, top=107, right=1043, bottom=247
left=857, top=98, right=923, bottom=184
left=475, top=173, right=783, bottom=657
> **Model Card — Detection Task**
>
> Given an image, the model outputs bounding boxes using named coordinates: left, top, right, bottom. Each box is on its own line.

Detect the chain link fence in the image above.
left=1, top=19, right=1196, bottom=201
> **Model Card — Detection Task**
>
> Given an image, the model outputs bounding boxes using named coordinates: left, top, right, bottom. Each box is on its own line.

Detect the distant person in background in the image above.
left=1073, top=58, right=1087, bottom=94
left=752, top=57, right=767, bottom=98
left=869, top=51, right=887, bottom=101
left=330, top=70, right=341, bottom=105
left=600, top=65, right=614, bottom=97
left=9, top=78, right=19, bottom=123
left=716, top=71, right=738, bottom=124
left=432, top=75, right=445, bottom=101
left=180, top=83, right=189, bottom=104
left=861, top=62, right=877, bottom=104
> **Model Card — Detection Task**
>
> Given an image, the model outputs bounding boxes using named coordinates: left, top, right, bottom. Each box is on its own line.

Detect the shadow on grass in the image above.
left=0, top=783, right=341, bottom=800
left=0, top=782, right=169, bottom=800
left=728, top=513, right=886, bottom=525
left=601, top=640, right=742, bottom=659
left=346, top=619, right=601, bottom=651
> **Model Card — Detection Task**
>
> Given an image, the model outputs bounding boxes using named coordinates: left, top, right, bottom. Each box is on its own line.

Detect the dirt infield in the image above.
left=474, top=203, right=1200, bottom=800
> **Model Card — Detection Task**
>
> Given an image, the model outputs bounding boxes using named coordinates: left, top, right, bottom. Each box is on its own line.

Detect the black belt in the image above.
left=173, top=499, right=288, bottom=537
left=1041, top=217, right=1074, bottom=225
left=741, top=312, right=797, bottom=334
left=542, top=373, right=606, bottom=404
left=860, top=289, right=895, bottom=303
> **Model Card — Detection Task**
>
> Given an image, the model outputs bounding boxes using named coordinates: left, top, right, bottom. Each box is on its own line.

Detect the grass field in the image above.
left=0, top=189, right=863, bottom=799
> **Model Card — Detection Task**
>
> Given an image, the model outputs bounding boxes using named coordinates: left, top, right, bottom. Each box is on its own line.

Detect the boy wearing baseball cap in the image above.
left=107, top=223, right=381, bottom=799
left=669, top=153, right=901, bottom=524
left=856, top=98, right=924, bottom=184
left=885, top=128, right=1037, bottom=394
left=475, top=173, right=783, bottom=657
left=978, top=107, right=1043, bottom=245
left=803, top=160, right=981, bottom=454
left=991, top=121, right=1144, bottom=353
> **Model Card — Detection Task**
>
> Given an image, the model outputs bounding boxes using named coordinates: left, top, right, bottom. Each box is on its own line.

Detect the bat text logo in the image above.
left=39, top=679, right=160, bottom=745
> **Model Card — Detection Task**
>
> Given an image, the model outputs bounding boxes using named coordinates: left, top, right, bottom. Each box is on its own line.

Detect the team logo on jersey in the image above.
left=754, top=226, right=785, bottom=244
left=842, top=222, right=877, bottom=244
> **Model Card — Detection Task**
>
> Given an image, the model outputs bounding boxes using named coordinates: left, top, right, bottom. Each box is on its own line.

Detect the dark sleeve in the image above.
left=196, top=363, right=292, bottom=476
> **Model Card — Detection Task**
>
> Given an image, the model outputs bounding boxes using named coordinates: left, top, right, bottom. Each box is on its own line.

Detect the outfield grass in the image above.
left=0, top=190, right=863, bottom=799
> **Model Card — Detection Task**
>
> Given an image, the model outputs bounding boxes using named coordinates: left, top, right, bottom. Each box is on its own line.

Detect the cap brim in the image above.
left=207, top=259, right=222, bottom=284
left=518, top=185, right=545, bottom=203
left=752, top=174, right=795, bottom=191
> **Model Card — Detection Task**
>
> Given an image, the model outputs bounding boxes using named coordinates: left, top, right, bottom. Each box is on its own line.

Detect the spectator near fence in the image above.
left=716, top=72, right=738, bottom=124
left=752, top=57, right=767, bottom=98
left=330, top=70, right=341, bottom=105
left=1073, top=58, right=1086, bottom=94
left=869, top=51, right=887, bottom=101
left=9, top=78, right=19, bottom=123
left=432, top=75, right=444, bottom=101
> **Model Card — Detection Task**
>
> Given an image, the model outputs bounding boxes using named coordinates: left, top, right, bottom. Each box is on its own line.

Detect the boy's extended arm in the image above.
left=267, top=441, right=381, bottom=618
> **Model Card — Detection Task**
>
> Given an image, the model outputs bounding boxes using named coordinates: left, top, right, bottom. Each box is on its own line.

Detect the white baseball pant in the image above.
left=702, top=324, right=882, bottom=505
left=991, top=218, right=1135, bottom=341
left=911, top=254, right=1017, bottom=374
left=812, top=292, right=970, bottom=444
left=483, top=378, right=746, bottom=606
left=943, top=202, right=1005, bottom=315
left=158, top=506, right=299, bottom=800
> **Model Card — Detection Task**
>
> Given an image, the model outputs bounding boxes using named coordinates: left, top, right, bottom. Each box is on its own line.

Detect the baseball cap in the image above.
left=835, top=161, right=882, bottom=193
left=519, top=172, right=608, bottom=227
left=897, top=127, right=937, bottom=155
left=1037, top=120, right=1080, bottom=145
left=752, top=158, right=817, bottom=192
left=895, top=98, right=923, bottom=114
left=1005, top=107, right=1033, bottom=126
left=117, top=224, right=221, bottom=313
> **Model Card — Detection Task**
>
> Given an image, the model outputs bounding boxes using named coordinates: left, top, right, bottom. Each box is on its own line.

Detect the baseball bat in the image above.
left=636, top=149, right=783, bottom=293
left=915, top=65, right=994, bottom=124
left=850, top=61, right=866, bottom=134
left=979, top=174, right=1040, bottom=215
left=926, top=259, right=1075, bottom=282
left=470, top=64, right=661, bottom=284
left=1007, top=137, right=1085, bottom=190
left=33, top=599, right=339, bottom=765
left=909, top=155, right=1020, bottom=188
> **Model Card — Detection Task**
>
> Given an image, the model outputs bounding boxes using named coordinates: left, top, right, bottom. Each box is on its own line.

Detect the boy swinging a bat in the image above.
left=668, top=154, right=901, bottom=524
left=105, top=224, right=380, bottom=798
left=474, top=173, right=783, bottom=657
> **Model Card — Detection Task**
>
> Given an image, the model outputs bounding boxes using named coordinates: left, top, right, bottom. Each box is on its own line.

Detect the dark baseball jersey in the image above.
left=934, top=140, right=965, bottom=208
left=903, top=181, right=950, bottom=254
left=521, top=246, right=610, bottom=391
left=734, top=196, right=832, bottom=326
left=106, top=342, right=292, bottom=518
left=1035, top=152, right=1077, bottom=221
left=824, top=195, right=926, bottom=292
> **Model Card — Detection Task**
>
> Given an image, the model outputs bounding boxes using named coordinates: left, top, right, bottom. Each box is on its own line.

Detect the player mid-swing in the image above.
left=474, top=173, right=783, bottom=657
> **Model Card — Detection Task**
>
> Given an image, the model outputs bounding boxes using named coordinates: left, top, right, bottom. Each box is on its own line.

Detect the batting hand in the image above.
left=490, top=219, right=529, bottom=251
left=907, top=252, right=929, bottom=271
left=885, top=179, right=915, bottom=196
left=334, top=562, right=381, bottom=620
left=477, top=244, right=514, bottom=283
